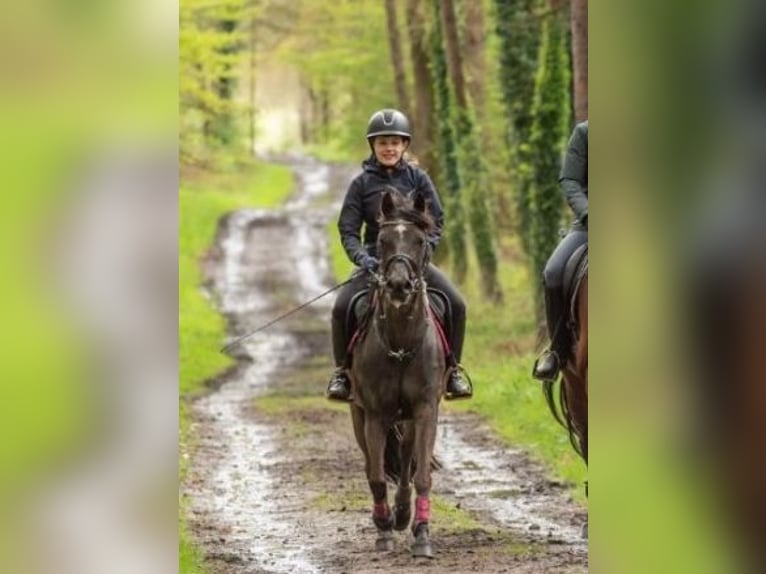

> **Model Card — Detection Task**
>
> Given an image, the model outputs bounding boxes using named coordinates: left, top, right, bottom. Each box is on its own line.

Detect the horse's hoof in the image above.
left=411, top=522, right=433, bottom=558
left=580, top=522, right=588, bottom=539
left=411, top=541, right=434, bottom=559
left=375, top=531, right=395, bottom=552
left=393, top=503, right=411, bottom=531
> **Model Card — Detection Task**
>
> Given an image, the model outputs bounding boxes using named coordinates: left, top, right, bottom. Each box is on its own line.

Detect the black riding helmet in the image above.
left=366, top=109, right=412, bottom=142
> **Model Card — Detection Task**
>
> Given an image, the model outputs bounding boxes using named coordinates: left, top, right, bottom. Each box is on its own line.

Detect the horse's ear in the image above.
left=381, top=190, right=396, bottom=218
left=413, top=191, right=427, bottom=213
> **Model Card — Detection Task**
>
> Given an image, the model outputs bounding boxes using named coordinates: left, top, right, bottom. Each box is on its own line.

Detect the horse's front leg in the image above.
left=394, top=421, right=415, bottom=531
left=411, top=401, right=438, bottom=559
left=364, top=414, right=394, bottom=550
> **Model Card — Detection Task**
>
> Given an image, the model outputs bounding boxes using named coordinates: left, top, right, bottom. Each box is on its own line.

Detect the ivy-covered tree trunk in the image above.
left=441, top=0, right=502, bottom=300
left=528, top=2, right=572, bottom=317
left=429, top=0, right=467, bottom=279
left=461, top=0, right=487, bottom=123
left=204, top=16, right=240, bottom=147
left=570, top=0, right=588, bottom=122
left=493, top=0, right=541, bottom=258
left=406, top=0, right=437, bottom=175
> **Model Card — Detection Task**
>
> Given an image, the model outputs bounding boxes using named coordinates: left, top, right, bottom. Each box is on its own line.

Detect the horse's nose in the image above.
left=386, top=272, right=413, bottom=301
left=387, top=276, right=409, bottom=293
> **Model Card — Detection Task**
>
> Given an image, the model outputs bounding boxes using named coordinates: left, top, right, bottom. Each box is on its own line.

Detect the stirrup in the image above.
left=445, top=365, right=473, bottom=401
left=326, top=369, right=353, bottom=402
left=532, top=351, right=560, bottom=382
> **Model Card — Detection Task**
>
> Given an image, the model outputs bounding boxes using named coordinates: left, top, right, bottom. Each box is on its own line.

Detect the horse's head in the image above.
left=375, top=188, right=434, bottom=307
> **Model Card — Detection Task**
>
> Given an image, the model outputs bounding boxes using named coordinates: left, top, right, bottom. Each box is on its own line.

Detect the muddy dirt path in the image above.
left=183, top=156, right=588, bottom=573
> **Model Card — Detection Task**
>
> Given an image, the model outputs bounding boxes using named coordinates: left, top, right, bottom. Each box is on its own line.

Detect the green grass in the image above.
left=327, top=230, right=587, bottom=499
left=179, top=161, right=294, bottom=573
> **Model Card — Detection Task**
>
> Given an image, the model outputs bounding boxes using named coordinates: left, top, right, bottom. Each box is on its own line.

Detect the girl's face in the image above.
left=372, top=135, right=409, bottom=167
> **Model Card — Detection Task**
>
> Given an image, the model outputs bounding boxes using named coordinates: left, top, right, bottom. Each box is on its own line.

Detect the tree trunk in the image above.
left=441, top=0, right=502, bottom=301
left=430, top=0, right=467, bottom=279
left=439, top=0, right=468, bottom=108
left=385, top=0, right=411, bottom=115
left=493, top=0, right=542, bottom=259
left=462, top=0, right=486, bottom=121
left=406, top=0, right=437, bottom=174
left=527, top=2, right=571, bottom=318
left=570, top=0, right=588, bottom=122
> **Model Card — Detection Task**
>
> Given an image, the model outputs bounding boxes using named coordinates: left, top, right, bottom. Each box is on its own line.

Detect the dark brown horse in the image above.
left=347, top=189, right=446, bottom=558
left=543, top=262, right=588, bottom=464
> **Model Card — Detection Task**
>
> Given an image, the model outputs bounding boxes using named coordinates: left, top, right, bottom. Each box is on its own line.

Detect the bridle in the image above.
left=369, top=219, right=431, bottom=363
left=372, top=219, right=430, bottom=292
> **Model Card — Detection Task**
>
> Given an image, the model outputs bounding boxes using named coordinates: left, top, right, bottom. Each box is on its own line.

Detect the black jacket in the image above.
left=338, top=156, right=444, bottom=265
left=559, top=120, right=588, bottom=230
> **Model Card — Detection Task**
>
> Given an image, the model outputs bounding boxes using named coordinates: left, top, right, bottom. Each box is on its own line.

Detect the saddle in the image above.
left=346, top=288, right=452, bottom=357
left=562, top=243, right=588, bottom=328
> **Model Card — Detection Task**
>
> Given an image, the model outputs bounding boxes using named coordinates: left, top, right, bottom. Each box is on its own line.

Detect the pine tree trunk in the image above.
left=385, top=0, right=411, bottom=115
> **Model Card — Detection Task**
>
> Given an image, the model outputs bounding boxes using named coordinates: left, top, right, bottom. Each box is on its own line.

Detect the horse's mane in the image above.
left=378, top=189, right=435, bottom=234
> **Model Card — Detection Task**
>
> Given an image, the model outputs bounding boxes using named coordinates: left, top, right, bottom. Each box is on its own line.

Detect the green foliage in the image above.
left=454, top=106, right=502, bottom=301
left=492, top=0, right=541, bottom=257
left=429, top=0, right=468, bottom=281
left=275, top=1, right=398, bottom=159
left=527, top=7, right=571, bottom=312
left=180, top=0, right=249, bottom=165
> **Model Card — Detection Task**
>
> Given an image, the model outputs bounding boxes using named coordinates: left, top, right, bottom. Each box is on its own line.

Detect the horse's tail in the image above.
left=543, top=377, right=585, bottom=461
left=383, top=426, right=402, bottom=483
left=383, top=424, right=442, bottom=484
left=542, top=378, right=566, bottom=428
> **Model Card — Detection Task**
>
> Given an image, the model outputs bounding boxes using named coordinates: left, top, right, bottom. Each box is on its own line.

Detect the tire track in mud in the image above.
left=183, top=156, right=588, bottom=573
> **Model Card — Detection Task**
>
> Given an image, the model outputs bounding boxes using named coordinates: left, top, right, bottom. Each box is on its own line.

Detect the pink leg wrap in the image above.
left=373, top=502, right=390, bottom=519
left=415, top=495, right=430, bottom=523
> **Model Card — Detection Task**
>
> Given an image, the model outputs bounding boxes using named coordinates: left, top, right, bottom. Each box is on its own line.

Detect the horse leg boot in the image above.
left=365, top=417, right=394, bottom=550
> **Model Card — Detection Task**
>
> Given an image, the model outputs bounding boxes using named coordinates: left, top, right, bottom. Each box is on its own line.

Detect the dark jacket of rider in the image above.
left=560, top=120, right=588, bottom=231
left=338, top=156, right=444, bottom=265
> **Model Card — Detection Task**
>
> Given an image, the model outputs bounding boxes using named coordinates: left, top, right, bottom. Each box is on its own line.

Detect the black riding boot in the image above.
left=326, top=312, right=352, bottom=402
left=326, top=368, right=352, bottom=401
left=444, top=314, right=472, bottom=400
left=532, top=286, right=569, bottom=382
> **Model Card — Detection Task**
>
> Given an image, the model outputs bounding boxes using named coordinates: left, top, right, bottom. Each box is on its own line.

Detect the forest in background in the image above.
left=180, top=0, right=587, bottom=312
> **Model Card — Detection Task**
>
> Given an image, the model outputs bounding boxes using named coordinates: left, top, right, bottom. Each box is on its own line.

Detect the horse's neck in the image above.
left=376, top=290, right=428, bottom=350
